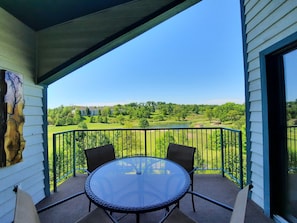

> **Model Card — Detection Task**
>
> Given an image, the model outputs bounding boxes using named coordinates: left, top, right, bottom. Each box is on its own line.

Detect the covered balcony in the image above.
left=34, top=127, right=274, bottom=222
left=1, top=1, right=297, bottom=222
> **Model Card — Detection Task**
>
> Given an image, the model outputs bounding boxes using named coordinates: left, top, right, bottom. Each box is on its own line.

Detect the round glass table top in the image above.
left=85, top=156, right=190, bottom=213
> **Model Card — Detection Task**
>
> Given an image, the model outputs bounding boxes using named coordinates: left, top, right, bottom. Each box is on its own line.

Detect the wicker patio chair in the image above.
left=84, top=144, right=116, bottom=211
left=160, top=184, right=253, bottom=223
left=84, top=144, right=116, bottom=173
left=13, top=187, right=118, bottom=223
left=166, top=143, right=197, bottom=211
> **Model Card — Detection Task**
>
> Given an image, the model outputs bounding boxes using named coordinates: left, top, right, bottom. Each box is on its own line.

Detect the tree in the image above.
left=86, top=107, right=91, bottom=116
left=192, top=104, right=199, bottom=114
left=66, top=114, right=74, bottom=125
left=78, top=121, right=88, bottom=129
left=205, top=108, right=214, bottom=122
left=73, top=110, right=82, bottom=124
left=117, top=115, right=125, bottom=125
left=139, top=118, right=149, bottom=128
left=102, top=107, right=112, bottom=117
left=55, top=117, right=65, bottom=126
left=90, top=116, right=97, bottom=123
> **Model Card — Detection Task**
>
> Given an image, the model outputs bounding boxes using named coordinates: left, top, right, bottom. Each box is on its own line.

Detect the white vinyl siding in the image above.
left=243, top=0, right=297, bottom=208
left=0, top=8, right=45, bottom=223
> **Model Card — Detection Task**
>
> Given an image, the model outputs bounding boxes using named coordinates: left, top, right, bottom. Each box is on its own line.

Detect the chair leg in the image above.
left=191, top=182, right=196, bottom=212
left=88, top=200, right=92, bottom=212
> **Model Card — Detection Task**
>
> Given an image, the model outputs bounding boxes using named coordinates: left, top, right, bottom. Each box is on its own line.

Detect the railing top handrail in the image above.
left=287, top=125, right=297, bottom=128
left=52, top=127, right=240, bottom=135
left=221, top=127, right=242, bottom=133
left=53, top=130, right=75, bottom=136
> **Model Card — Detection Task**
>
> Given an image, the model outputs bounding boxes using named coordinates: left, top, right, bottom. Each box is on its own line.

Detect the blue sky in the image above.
left=48, top=0, right=245, bottom=109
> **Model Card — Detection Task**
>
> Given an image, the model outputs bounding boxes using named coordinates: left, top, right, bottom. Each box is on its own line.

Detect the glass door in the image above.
left=283, top=49, right=297, bottom=222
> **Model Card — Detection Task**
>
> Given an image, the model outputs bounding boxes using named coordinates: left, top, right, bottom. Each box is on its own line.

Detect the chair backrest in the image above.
left=14, top=188, right=41, bottom=223
left=166, top=143, right=196, bottom=173
left=84, top=144, right=115, bottom=172
left=229, top=184, right=252, bottom=223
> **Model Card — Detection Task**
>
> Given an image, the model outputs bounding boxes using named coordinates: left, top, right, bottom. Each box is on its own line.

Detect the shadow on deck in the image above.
left=37, top=174, right=274, bottom=223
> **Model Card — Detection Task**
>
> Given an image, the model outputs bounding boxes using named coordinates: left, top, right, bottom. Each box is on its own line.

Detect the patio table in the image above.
left=85, top=156, right=190, bottom=223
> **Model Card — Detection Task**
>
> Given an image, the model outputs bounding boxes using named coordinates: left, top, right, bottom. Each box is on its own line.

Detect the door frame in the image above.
left=260, top=31, right=297, bottom=219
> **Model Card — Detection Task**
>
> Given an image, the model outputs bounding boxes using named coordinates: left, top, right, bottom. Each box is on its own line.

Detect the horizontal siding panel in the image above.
left=246, top=45, right=263, bottom=63
left=249, top=90, right=261, bottom=101
left=245, top=1, right=284, bottom=34
left=250, top=122, right=262, bottom=133
left=250, top=131, right=263, bottom=144
left=0, top=146, right=43, bottom=181
left=249, top=111, right=262, bottom=122
left=24, top=96, right=43, bottom=107
left=249, top=100, right=262, bottom=112
left=251, top=151, right=263, bottom=166
left=247, top=57, right=260, bottom=72
left=251, top=142, right=264, bottom=156
left=0, top=155, right=45, bottom=222
left=0, top=156, right=44, bottom=191
left=0, top=202, right=15, bottom=223
left=0, top=192, right=15, bottom=220
left=250, top=181, right=264, bottom=208
left=246, top=1, right=296, bottom=43
left=0, top=9, right=35, bottom=77
left=247, top=68, right=260, bottom=82
left=1, top=187, right=15, bottom=209
left=250, top=122, right=262, bottom=135
left=251, top=169, right=264, bottom=187
left=0, top=36, right=35, bottom=65
left=247, top=7, right=297, bottom=55
left=23, top=125, right=44, bottom=137
left=25, top=134, right=44, bottom=147
left=26, top=183, right=46, bottom=204
left=251, top=162, right=263, bottom=177
left=249, top=12, right=297, bottom=54
left=24, top=84, right=43, bottom=98
left=24, top=115, right=43, bottom=126
left=23, top=106, right=44, bottom=116
left=244, top=0, right=270, bottom=25
left=244, top=0, right=257, bottom=16
left=249, top=79, right=261, bottom=92
left=246, top=20, right=297, bottom=61
left=23, top=143, right=44, bottom=157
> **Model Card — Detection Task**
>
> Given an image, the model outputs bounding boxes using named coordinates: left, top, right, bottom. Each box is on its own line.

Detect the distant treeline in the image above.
left=48, top=102, right=245, bottom=129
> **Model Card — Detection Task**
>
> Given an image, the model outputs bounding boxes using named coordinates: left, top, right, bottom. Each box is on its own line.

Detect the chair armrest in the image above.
left=37, top=191, right=85, bottom=213
left=85, top=169, right=91, bottom=175
left=188, top=166, right=199, bottom=175
left=187, top=191, right=233, bottom=212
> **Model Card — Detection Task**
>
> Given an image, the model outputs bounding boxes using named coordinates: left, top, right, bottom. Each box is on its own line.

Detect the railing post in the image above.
left=220, top=128, right=225, bottom=178
left=239, top=131, right=243, bottom=188
left=73, top=131, right=76, bottom=177
left=144, top=129, right=147, bottom=156
left=53, top=134, right=57, bottom=192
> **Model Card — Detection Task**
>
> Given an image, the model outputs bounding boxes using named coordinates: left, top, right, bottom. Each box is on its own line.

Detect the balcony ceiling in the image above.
left=0, top=0, right=201, bottom=85
left=0, top=0, right=136, bottom=31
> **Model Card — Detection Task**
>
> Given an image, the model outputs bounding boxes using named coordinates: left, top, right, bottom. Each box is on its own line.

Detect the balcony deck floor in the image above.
left=37, top=174, right=274, bottom=223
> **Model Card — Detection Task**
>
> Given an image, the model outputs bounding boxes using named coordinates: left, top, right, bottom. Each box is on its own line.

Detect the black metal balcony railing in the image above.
left=50, top=127, right=245, bottom=192
left=287, top=126, right=297, bottom=173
